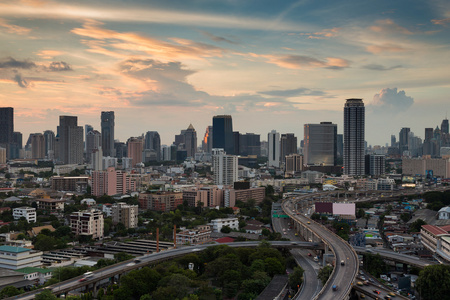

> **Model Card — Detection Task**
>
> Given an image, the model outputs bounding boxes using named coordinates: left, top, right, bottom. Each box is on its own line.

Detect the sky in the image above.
left=1, top=0, right=450, bottom=147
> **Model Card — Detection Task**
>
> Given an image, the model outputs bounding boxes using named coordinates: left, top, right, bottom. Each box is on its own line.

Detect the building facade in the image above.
left=0, top=246, right=42, bottom=270
left=57, top=116, right=84, bottom=164
left=91, top=167, right=137, bottom=196
left=13, top=207, right=36, bottom=223
left=343, top=98, right=365, bottom=176
left=111, top=202, right=138, bottom=228
left=304, top=122, right=337, bottom=166
left=139, top=192, right=183, bottom=212
left=0, top=107, right=13, bottom=159
left=268, top=130, right=280, bottom=168
left=101, top=111, right=115, bottom=157
left=70, top=209, right=104, bottom=240
left=212, top=149, right=238, bottom=185
left=212, top=115, right=234, bottom=155
left=144, top=131, right=161, bottom=161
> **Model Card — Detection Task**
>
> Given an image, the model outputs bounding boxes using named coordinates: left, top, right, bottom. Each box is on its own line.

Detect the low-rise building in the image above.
left=139, top=192, right=183, bottom=212
left=111, top=202, right=138, bottom=228
left=12, top=207, right=36, bottom=223
left=210, top=218, right=239, bottom=233
left=15, top=267, right=53, bottom=285
left=438, top=207, right=450, bottom=220
left=70, top=209, right=104, bottom=240
left=420, top=224, right=450, bottom=262
left=36, top=198, right=65, bottom=214
left=0, top=245, right=42, bottom=270
left=176, top=225, right=211, bottom=245
left=51, top=176, right=89, bottom=192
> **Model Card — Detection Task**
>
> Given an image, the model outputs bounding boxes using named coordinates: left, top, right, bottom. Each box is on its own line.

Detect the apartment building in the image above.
left=70, top=209, right=104, bottom=240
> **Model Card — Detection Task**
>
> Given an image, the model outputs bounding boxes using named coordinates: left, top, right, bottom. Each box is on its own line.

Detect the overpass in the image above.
left=9, top=241, right=320, bottom=300
left=354, top=247, right=438, bottom=268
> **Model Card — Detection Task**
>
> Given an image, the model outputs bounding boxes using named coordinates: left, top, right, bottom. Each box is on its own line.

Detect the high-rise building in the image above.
left=91, top=167, right=137, bottom=196
left=86, top=130, right=102, bottom=163
left=442, top=118, right=449, bottom=135
left=233, top=131, right=240, bottom=155
left=285, top=154, right=303, bottom=175
left=423, top=128, right=436, bottom=157
left=29, top=133, right=45, bottom=159
left=337, top=134, right=343, bottom=158
left=304, top=122, right=337, bottom=166
left=212, top=115, right=233, bottom=154
left=101, top=111, right=115, bottom=157
left=390, top=135, right=396, bottom=148
left=144, top=131, right=161, bottom=161
left=57, top=116, right=84, bottom=164
left=127, top=137, right=144, bottom=167
left=399, top=127, right=410, bottom=154
left=202, top=126, right=213, bottom=153
left=114, top=141, right=127, bottom=159
left=268, top=130, right=280, bottom=167
left=280, top=133, right=297, bottom=160
left=343, top=98, right=365, bottom=176
left=84, top=124, right=93, bottom=152
left=212, top=148, right=238, bottom=185
left=184, top=124, right=197, bottom=158
left=43, top=130, right=55, bottom=159
left=70, top=209, right=104, bottom=240
left=11, top=131, right=22, bottom=159
left=239, top=133, right=261, bottom=156
left=0, top=107, right=13, bottom=158
left=365, top=154, right=385, bottom=176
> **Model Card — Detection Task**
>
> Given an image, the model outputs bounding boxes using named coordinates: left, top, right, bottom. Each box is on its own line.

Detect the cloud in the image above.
left=369, top=19, right=413, bottom=35
left=251, top=53, right=350, bottom=70
left=36, top=50, right=64, bottom=59
left=432, top=18, right=450, bottom=26
left=366, top=43, right=407, bottom=54
left=200, top=31, right=237, bottom=44
left=0, top=18, right=31, bottom=35
left=0, top=57, right=36, bottom=69
left=370, top=87, right=414, bottom=112
left=362, top=64, right=403, bottom=71
left=72, top=21, right=227, bottom=60
left=46, top=61, right=72, bottom=71
left=297, top=27, right=341, bottom=39
left=258, top=87, right=326, bottom=98
left=13, top=73, right=29, bottom=88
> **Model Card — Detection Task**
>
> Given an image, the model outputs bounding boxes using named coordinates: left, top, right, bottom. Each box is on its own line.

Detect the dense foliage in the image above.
left=423, top=190, right=450, bottom=211
left=415, top=264, right=450, bottom=300
left=362, top=253, right=389, bottom=278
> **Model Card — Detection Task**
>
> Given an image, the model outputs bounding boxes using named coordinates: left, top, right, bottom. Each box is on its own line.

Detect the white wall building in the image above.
left=210, top=217, right=239, bottom=233
left=70, top=209, right=104, bottom=240
left=212, top=149, right=238, bottom=185
left=0, top=245, right=42, bottom=270
left=438, top=207, right=450, bottom=220
left=268, top=130, right=280, bottom=168
left=13, top=207, right=36, bottom=223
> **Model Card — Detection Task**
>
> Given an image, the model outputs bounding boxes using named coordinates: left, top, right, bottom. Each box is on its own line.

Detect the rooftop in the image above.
left=15, top=267, right=54, bottom=274
left=0, top=245, right=30, bottom=253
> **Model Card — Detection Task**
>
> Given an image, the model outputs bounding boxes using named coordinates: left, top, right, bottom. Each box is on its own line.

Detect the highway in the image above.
left=10, top=241, right=318, bottom=300
left=283, top=198, right=360, bottom=300
left=354, top=247, right=438, bottom=268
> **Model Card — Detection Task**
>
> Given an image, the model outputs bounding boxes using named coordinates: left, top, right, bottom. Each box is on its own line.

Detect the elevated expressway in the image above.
left=282, top=199, right=359, bottom=300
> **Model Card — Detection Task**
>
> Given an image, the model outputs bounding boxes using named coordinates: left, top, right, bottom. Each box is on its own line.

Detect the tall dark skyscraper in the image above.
left=280, top=133, right=297, bottom=160
left=101, top=111, right=115, bottom=157
left=212, top=115, right=233, bottom=154
left=343, top=98, right=365, bottom=175
left=43, top=130, right=55, bottom=159
left=233, top=131, right=240, bottom=155
left=0, top=107, right=13, bottom=158
left=390, top=135, right=396, bottom=147
left=144, top=131, right=161, bottom=161
left=399, top=127, right=410, bottom=154
left=239, top=133, right=261, bottom=156
left=11, top=131, right=22, bottom=159
left=57, top=116, right=83, bottom=164
left=304, top=122, right=337, bottom=166
left=337, top=134, right=343, bottom=157
left=442, top=118, right=449, bottom=134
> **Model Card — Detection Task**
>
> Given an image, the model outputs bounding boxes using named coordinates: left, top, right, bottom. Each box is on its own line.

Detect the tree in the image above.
left=363, top=253, right=389, bottom=277
left=220, top=225, right=231, bottom=233
left=0, top=286, right=21, bottom=298
left=410, top=219, right=427, bottom=233
left=288, top=266, right=304, bottom=291
left=400, top=212, right=411, bottom=223
left=415, top=265, right=450, bottom=300
left=318, top=265, right=333, bottom=285
left=35, top=289, right=57, bottom=300
left=356, top=208, right=365, bottom=219
left=115, top=252, right=134, bottom=262
left=34, top=234, right=57, bottom=251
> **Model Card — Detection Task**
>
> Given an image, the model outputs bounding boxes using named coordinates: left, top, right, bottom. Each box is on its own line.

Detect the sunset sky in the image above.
left=1, top=0, right=449, bottom=146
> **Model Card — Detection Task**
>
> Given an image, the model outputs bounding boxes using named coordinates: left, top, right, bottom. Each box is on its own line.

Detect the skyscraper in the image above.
left=174, top=125, right=197, bottom=158
left=57, top=116, right=84, bottom=164
left=0, top=107, right=13, bottom=158
left=84, top=124, right=93, bottom=152
left=304, top=122, right=337, bottom=166
left=343, top=98, right=365, bottom=176
left=390, top=135, right=396, bottom=148
left=212, top=148, right=238, bottom=185
left=212, top=115, right=233, bottom=154
left=239, top=133, right=261, bottom=156
left=399, top=127, right=410, bottom=154
left=202, top=126, right=213, bottom=153
left=101, top=111, right=115, bottom=157
left=442, top=118, right=449, bottom=134
left=268, top=130, right=280, bottom=168
left=144, top=131, right=161, bottom=161
left=280, top=133, right=297, bottom=160
left=86, top=130, right=102, bottom=163
left=43, top=130, right=55, bottom=159
left=29, top=133, right=45, bottom=159
left=11, top=131, right=22, bottom=159
left=127, top=136, right=144, bottom=167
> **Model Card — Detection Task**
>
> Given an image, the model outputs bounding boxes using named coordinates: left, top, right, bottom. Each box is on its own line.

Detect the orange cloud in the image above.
left=71, top=21, right=226, bottom=61
left=366, top=43, right=407, bottom=54
left=369, top=19, right=413, bottom=35
left=0, top=18, right=31, bottom=35
left=431, top=18, right=450, bottom=25
left=36, top=50, right=64, bottom=59
left=250, top=53, right=350, bottom=70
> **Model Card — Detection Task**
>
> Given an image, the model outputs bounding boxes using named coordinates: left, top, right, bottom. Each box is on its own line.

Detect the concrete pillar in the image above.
left=93, top=281, right=99, bottom=298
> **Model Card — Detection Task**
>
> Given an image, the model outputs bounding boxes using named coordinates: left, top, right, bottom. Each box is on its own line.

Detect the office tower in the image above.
left=144, top=131, right=161, bottom=161
left=408, top=132, right=422, bottom=157
left=260, top=140, right=268, bottom=157
left=239, top=133, right=261, bottom=156
left=343, top=98, right=365, bottom=176
left=365, top=154, right=385, bottom=176
left=184, top=124, right=197, bottom=158
left=268, top=130, right=280, bottom=167
left=285, top=154, right=303, bottom=174
left=127, top=136, right=144, bottom=167
left=233, top=131, right=240, bottom=155
left=442, top=118, right=449, bottom=135
left=280, top=133, right=297, bottom=160
left=399, top=128, right=410, bottom=154
left=84, top=124, right=93, bottom=152
left=0, top=148, right=5, bottom=164
left=337, top=134, right=343, bottom=158
left=390, top=135, right=396, bottom=148
left=212, top=148, right=238, bottom=185
left=29, top=133, right=45, bottom=159
left=11, top=131, right=22, bottom=159
left=162, top=145, right=172, bottom=161
left=43, top=130, right=55, bottom=159
left=57, top=116, right=84, bottom=164
left=202, top=126, right=213, bottom=153
left=304, top=122, right=337, bottom=166
left=0, top=107, right=13, bottom=158
left=101, top=111, right=115, bottom=157
left=114, top=141, right=127, bottom=159
left=86, top=130, right=102, bottom=163
left=212, top=115, right=233, bottom=154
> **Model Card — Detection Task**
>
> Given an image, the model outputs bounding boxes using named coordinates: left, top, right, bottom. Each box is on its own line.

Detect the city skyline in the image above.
left=1, top=0, right=449, bottom=145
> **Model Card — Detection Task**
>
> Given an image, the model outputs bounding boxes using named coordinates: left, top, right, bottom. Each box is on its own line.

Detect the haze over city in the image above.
left=1, top=0, right=449, bottom=145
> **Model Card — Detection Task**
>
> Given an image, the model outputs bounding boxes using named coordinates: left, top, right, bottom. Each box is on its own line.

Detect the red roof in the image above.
left=215, top=237, right=235, bottom=244
left=440, top=225, right=450, bottom=233
left=422, top=225, right=448, bottom=236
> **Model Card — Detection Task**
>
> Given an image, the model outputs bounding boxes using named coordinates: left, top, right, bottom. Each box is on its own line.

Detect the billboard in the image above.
left=402, top=176, right=415, bottom=183
left=332, top=203, right=356, bottom=216
left=315, top=202, right=333, bottom=214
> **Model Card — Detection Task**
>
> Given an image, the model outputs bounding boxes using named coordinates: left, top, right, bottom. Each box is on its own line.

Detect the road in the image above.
left=283, top=198, right=359, bottom=300
left=354, top=247, right=438, bottom=268
left=272, top=215, right=322, bottom=299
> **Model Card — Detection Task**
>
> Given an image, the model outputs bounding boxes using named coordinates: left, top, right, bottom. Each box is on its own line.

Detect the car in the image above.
left=373, top=290, right=380, bottom=294
left=134, top=259, right=141, bottom=263
left=384, top=296, right=391, bottom=300
left=364, top=281, right=369, bottom=286
left=79, top=278, right=87, bottom=282
left=388, top=292, right=396, bottom=297
left=332, top=285, right=338, bottom=291
left=308, top=253, right=312, bottom=256
left=340, top=260, right=345, bottom=265
left=307, top=221, right=311, bottom=224
left=360, top=294, right=365, bottom=299
left=357, top=281, right=363, bottom=286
